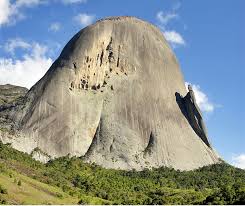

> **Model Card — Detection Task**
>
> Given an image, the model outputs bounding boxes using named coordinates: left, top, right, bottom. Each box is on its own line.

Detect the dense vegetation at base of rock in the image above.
left=0, top=141, right=244, bottom=205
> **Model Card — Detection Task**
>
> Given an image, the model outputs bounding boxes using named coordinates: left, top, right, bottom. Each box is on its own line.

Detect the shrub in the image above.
left=55, top=192, right=63, bottom=199
left=0, top=185, right=7, bottom=194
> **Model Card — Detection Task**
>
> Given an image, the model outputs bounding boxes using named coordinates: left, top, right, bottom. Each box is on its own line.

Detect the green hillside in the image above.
left=0, top=141, right=244, bottom=205
left=0, top=84, right=27, bottom=108
left=0, top=171, right=78, bottom=204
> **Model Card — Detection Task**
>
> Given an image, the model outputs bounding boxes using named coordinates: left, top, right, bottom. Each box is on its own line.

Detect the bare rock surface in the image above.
left=0, top=16, right=220, bottom=170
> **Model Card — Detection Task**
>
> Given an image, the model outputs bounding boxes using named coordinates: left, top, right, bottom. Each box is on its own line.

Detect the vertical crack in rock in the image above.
left=106, top=37, right=115, bottom=63
left=73, top=62, right=77, bottom=69
left=100, top=50, right=104, bottom=66
left=117, top=45, right=121, bottom=67
left=144, top=132, right=155, bottom=156
left=84, top=117, right=103, bottom=157
left=109, top=138, right=114, bottom=153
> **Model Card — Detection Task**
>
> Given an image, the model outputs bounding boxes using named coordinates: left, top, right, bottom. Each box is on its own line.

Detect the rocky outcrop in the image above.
left=0, top=84, right=28, bottom=133
left=31, top=147, right=51, bottom=163
left=0, top=84, right=28, bottom=111
left=0, top=16, right=220, bottom=170
left=183, top=85, right=210, bottom=147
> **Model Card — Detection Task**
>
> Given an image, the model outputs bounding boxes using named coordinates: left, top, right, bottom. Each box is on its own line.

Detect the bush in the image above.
left=0, top=185, right=7, bottom=194
left=55, top=192, right=63, bottom=199
left=78, top=198, right=88, bottom=205
left=0, top=197, right=7, bottom=204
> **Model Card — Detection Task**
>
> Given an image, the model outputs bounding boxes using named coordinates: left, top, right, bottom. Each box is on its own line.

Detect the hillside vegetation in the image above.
left=0, top=141, right=244, bottom=205
left=0, top=84, right=27, bottom=107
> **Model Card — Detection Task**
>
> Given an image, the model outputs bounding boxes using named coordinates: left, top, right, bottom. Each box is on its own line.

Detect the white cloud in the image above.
left=0, top=0, right=11, bottom=25
left=185, top=82, right=215, bottom=113
left=156, top=11, right=178, bottom=26
left=49, top=22, right=61, bottom=32
left=62, top=0, right=87, bottom=4
left=0, top=41, right=52, bottom=89
left=4, top=38, right=31, bottom=54
left=73, top=13, right=95, bottom=27
left=156, top=3, right=185, bottom=48
left=0, top=0, right=44, bottom=26
left=164, top=31, right=185, bottom=46
left=232, top=154, right=245, bottom=169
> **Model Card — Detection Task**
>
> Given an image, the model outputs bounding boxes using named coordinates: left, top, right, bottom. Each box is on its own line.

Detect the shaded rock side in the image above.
left=0, top=16, right=220, bottom=170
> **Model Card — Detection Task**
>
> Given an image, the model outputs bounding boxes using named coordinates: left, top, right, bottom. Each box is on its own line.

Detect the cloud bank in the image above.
left=0, top=0, right=45, bottom=26
left=0, top=39, right=52, bottom=89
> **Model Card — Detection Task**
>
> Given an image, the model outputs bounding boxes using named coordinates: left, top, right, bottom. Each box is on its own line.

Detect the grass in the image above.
left=0, top=160, right=112, bottom=204
left=0, top=169, right=78, bottom=204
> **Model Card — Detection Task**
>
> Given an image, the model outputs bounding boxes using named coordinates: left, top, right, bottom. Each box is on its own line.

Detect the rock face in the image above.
left=0, top=16, right=220, bottom=170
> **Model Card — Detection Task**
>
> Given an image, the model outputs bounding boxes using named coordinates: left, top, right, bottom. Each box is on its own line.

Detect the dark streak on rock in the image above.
left=100, top=50, right=104, bottom=66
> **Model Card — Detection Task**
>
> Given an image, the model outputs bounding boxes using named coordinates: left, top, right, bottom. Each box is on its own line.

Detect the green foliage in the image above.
left=0, top=185, right=7, bottom=194
left=0, top=184, right=7, bottom=204
left=31, top=147, right=51, bottom=158
left=0, top=140, right=244, bottom=205
left=55, top=192, right=63, bottom=199
left=0, top=197, right=7, bottom=205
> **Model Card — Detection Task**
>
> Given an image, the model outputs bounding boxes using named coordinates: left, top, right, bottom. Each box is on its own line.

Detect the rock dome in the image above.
left=0, top=16, right=220, bottom=170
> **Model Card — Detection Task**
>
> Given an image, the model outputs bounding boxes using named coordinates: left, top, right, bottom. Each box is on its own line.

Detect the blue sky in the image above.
left=0, top=0, right=244, bottom=168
